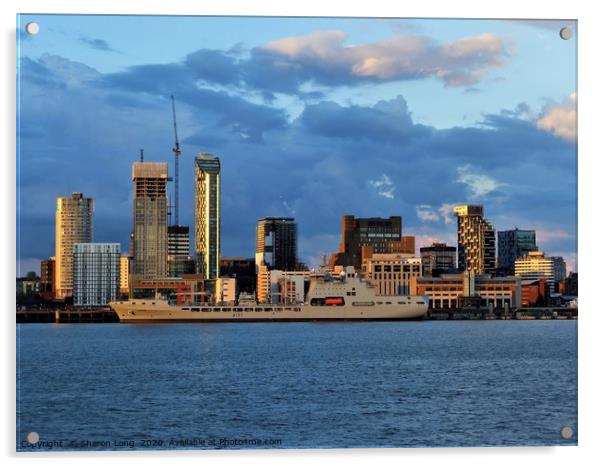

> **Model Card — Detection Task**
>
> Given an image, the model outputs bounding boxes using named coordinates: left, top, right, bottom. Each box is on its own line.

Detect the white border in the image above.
left=3, top=1, right=600, bottom=465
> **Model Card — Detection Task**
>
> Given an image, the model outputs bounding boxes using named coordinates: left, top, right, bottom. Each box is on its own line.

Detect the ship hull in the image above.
left=110, top=300, right=428, bottom=323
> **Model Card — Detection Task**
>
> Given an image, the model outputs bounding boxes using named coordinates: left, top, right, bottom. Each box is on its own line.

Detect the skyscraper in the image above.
left=54, top=192, right=94, bottom=298
left=497, top=228, right=537, bottom=274
left=132, top=162, right=168, bottom=278
left=453, top=205, right=495, bottom=274
left=194, top=153, right=221, bottom=279
left=73, top=243, right=120, bottom=306
left=255, top=217, right=298, bottom=271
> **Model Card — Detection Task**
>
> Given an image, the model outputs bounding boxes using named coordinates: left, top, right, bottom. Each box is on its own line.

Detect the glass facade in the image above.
left=194, top=153, right=220, bottom=279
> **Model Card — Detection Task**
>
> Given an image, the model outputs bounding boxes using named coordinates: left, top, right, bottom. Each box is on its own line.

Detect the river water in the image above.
left=16, top=320, right=577, bottom=450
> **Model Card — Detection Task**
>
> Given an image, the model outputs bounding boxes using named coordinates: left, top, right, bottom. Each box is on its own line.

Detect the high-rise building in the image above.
left=497, top=229, right=537, bottom=274
left=453, top=205, right=495, bottom=274
left=73, top=243, right=120, bottom=307
left=420, top=242, right=457, bottom=276
left=168, top=225, right=190, bottom=257
left=333, top=215, right=402, bottom=269
left=514, top=251, right=567, bottom=291
left=194, top=153, right=221, bottom=279
left=255, top=217, right=298, bottom=271
left=54, top=192, right=94, bottom=298
left=132, top=162, right=168, bottom=278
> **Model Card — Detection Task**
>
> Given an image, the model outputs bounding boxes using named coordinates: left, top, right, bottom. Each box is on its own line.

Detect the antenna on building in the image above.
left=140, top=149, right=144, bottom=163
left=171, top=95, right=181, bottom=226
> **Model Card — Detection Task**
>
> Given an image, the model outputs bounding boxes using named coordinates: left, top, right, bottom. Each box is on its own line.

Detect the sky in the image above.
left=16, top=14, right=577, bottom=275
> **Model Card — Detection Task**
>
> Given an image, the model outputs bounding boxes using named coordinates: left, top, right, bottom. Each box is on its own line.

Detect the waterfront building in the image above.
left=362, top=253, right=422, bottom=295
left=387, top=236, right=416, bottom=255
left=194, top=153, right=221, bottom=279
left=168, top=256, right=196, bottom=277
left=453, top=205, right=495, bottom=274
left=333, top=215, right=403, bottom=269
left=129, top=274, right=205, bottom=305
left=420, top=242, right=457, bottom=276
left=410, top=272, right=521, bottom=310
left=119, top=255, right=130, bottom=295
left=497, top=229, right=537, bottom=274
left=255, top=217, right=298, bottom=271
left=216, top=277, right=236, bottom=304
left=558, top=272, right=578, bottom=296
left=73, top=243, right=120, bottom=307
left=520, top=278, right=549, bottom=306
left=54, top=192, right=94, bottom=298
left=132, top=162, right=168, bottom=278
left=168, top=225, right=190, bottom=257
left=40, top=257, right=55, bottom=296
left=220, top=256, right=256, bottom=294
left=257, top=266, right=309, bottom=304
left=514, top=251, right=567, bottom=291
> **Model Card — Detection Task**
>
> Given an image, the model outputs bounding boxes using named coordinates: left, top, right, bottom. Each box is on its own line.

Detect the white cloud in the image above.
left=368, top=174, right=395, bottom=199
left=457, top=165, right=505, bottom=198
left=536, top=92, right=577, bottom=142
left=262, top=30, right=510, bottom=87
left=416, top=205, right=440, bottom=222
left=438, top=203, right=456, bottom=225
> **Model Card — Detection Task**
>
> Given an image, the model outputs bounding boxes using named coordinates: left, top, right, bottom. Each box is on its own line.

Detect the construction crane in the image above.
left=171, top=95, right=181, bottom=225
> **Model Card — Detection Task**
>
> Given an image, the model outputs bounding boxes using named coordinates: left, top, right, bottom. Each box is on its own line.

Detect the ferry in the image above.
left=109, top=267, right=429, bottom=323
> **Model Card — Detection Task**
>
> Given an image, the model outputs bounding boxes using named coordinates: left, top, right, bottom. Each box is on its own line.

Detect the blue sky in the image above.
left=16, top=15, right=577, bottom=274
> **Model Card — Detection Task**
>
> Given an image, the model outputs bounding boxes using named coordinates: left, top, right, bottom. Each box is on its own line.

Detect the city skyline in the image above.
left=17, top=16, right=577, bottom=274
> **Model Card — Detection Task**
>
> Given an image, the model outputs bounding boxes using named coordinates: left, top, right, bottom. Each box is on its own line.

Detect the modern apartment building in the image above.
left=54, top=192, right=94, bottom=298
left=132, top=162, right=169, bottom=278
left=73, top=243, right=120, bottom=307
left=255, top=217, right=298, bottom=271
left=453, top=205, right=495, bottom=274
left=420, top=242, right=457, bottom=276
left=497, top=228, right=537, bottom=274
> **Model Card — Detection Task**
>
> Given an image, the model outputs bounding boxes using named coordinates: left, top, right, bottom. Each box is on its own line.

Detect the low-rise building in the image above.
left=216, top=277, right=236, bottom=304
left=362, top=253, right=421, bottom=295
left=257, top=266, right=309, bottom=304
left=514, top=251, right=566, bottom=291
left=410, top=272, right=521, bottom=310
left=128, top=274, right=206, bottom=305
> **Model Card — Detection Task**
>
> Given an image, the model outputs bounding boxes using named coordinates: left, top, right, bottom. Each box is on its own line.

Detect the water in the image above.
left=16, top=321, right=577, bottom=450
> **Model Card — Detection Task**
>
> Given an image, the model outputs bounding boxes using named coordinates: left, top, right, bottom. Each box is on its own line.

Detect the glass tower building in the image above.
left=497, top=228, right=537, bottom=275
left=194, top=153, right=221, bottom=279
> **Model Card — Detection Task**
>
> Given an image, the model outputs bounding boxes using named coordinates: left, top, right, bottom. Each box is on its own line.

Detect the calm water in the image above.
left=16, top=321, right=577, bottom=450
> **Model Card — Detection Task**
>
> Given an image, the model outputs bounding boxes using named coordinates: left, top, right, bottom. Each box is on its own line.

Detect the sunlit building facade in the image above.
left=194, top=153, right=221, bottom=279
left=132, top=162, right=168, bottom=278
left=54, top=192, right=94, bottom=298
left=453, top=205, right=495, bottom=274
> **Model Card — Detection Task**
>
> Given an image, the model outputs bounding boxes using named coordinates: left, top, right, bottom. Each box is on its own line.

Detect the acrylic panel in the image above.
left=16, top=14, right=578, bottom=451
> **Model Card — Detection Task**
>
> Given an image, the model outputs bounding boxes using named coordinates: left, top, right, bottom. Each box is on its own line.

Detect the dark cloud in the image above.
left=17, top=50, right=576, bottom=271
left=79, top=36, right=119, bottom=53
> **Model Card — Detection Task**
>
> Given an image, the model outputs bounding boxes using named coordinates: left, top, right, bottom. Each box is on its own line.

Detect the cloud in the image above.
left=257, top=30, right=510, bottom=88
left=79, top=36, right=119, bottom=53
left=537, top=229, right=574, bottom=243
left=457, top=165, right=506, bottom=198
left=17, top=49, right=576, bottom=270
left=416, top=205, right=440, bottom=222
left=536, top=93, right=577, bottom=142
left=368, top=174, right=395, bottom=199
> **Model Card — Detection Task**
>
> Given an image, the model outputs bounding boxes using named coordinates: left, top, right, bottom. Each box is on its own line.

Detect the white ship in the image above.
left=110, top=267, right=429, bottom=323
